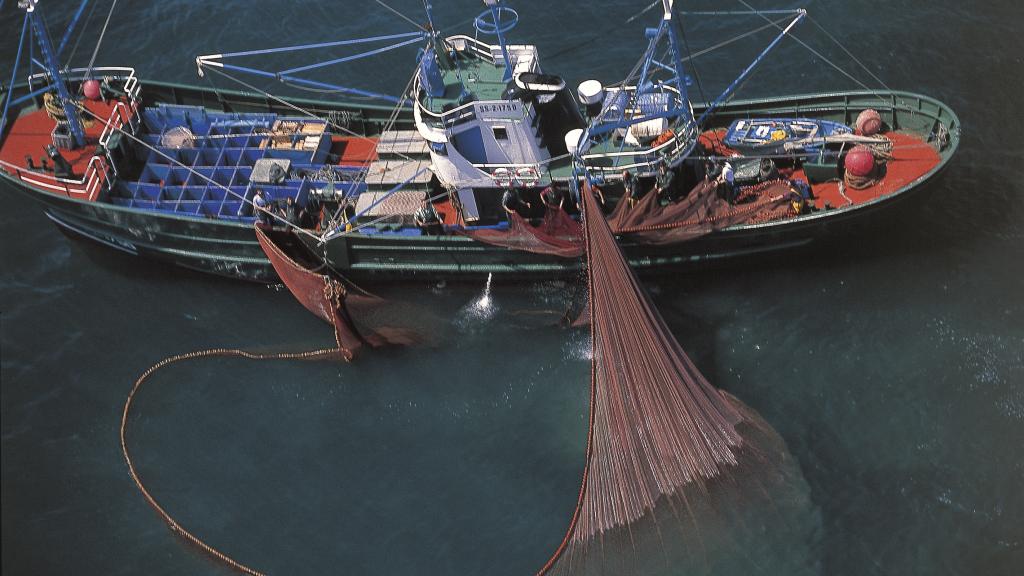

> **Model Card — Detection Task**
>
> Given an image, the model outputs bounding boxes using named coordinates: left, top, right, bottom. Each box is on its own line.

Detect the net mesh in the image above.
left=462, top=179, right=791, bottom=257
left=538, top=181, right=816, bottom=575
left=608, top=179, right=792, bottom=245
left=160, top=126, right=196, bottom=149
left=463, top=211, right=584, bottom=258
left=255, top=226, right=418, bottom=359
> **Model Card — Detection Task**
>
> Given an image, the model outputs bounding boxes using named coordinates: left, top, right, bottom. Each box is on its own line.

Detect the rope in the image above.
left=843, top=137, right=894, bottom=190
left=64, top=0, right=101, bottom=68
left=84, top=0, right=119, bottom=78
left=121, top=278, right=354, bottom=575
left=373, top=0, right=428, bottom=33
left=73, top=103, right=320, bottom=241
left=121, top=347, right=339, bottom=576
left=736, top=0, right=899, bottom=107
left=43, top=92, right=66, bottom=121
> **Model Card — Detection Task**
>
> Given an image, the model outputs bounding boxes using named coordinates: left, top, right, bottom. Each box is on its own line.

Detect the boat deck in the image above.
left=698, top=128, right=941, bottom=212
left=0, top=98, right=129, bottom=200
left=0, top=99, right=121, bottom=176
left=102, top=105, right=373, bottom=220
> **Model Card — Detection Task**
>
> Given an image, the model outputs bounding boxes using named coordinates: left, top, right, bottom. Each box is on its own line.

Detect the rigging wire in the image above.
left=373, top=0, right=428, bottom=33
left=84, top=0, right=118, bottom=78
left=677, top=8, right=727, bottom=152
left=735, top=0, right=898, bottom=105
left=806, top=14, right=894, bottom=93
left=63, top=0, right=101, bottom=69
left=546, top=0, right=662, bottom=60
left=74, top=103, right=321, bottom=240
left=201, top=62, right=435, bottom=240
left=202, top=65, right=418, bottom=166
left=681, top=15, right=794, bottom=64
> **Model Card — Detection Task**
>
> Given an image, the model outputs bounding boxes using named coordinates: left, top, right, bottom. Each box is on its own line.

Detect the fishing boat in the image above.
left=1, top=0, right=960, bottom=282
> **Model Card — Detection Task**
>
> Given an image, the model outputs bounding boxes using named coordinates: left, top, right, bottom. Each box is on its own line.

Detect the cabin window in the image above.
left=493, top=126, right=509, bottom=141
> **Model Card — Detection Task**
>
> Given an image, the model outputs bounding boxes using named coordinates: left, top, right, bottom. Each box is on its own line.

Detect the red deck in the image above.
left=0, top=98, right=133, bottom=200
left=698, top=129, right=941, bottom=211
left=330, top=135, right=378, bottom=167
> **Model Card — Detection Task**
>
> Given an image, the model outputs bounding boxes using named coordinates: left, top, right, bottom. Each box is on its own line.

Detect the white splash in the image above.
left=457, top=274, right=498, bottom=327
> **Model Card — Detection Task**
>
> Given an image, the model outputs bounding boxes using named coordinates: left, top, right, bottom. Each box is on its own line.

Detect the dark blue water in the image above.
left=2, top=1, right=1022, bottom=575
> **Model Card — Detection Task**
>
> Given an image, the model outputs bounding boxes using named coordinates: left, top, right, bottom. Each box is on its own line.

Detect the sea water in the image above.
left=2, top=1, right=1022, bottom=575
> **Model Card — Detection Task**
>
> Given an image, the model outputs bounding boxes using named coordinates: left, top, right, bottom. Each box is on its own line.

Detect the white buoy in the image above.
left=565, top=128, right=585, bottom=155
left=577, top=80, right=605, bottom=106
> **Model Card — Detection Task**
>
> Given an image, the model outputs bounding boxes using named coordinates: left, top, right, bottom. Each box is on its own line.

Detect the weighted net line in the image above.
left=538, top=180, right=750, bottom=574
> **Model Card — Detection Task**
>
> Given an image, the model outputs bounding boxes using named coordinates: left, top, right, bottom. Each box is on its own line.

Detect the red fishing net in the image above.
left=463, top=179, right=792, bottom=257
left=538, top=181, right=815, bottom=575
left=608, top=179, right=792, bottom=245
left=255, top=226, right=418, bottom=360
left=463, top=211, right=584, bottom=258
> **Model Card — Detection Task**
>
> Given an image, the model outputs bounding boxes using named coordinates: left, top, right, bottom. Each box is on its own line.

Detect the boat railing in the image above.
left=1, top=68, right=141, bottom=201
left=444, top=35, right=496, bottom=61
left=27, top=67, right=141, bottom=107
left=413, top=86, right=479, bottom=138
left=580, top=84, right=699, bottom=174
left=0, top=153, right=111, bottom=201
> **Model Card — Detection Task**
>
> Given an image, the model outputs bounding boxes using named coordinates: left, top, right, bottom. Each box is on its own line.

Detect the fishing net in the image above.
left=160, top=126, right=196, bottom=149
left=607, top=178, right=792, bottom=245
left=463, top=211, right=584, bottom=258
left=122, top=201, right=816, bottom=576
left=255, top=226, right=420, bottom=358
left=119, top=228, right=430, bottom=576
left=464, top=179, right=791, bottom=257
left=538, top=181, right=817, bottom=575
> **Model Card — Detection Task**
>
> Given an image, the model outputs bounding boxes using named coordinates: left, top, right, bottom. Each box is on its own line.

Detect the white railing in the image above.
left=0, top=67, right=140, bottom=201
left=444, top=35, right=496, bottom=61
left=579, top=84, right=699, bottom=174
left=27, top=66, right=140, bottom=104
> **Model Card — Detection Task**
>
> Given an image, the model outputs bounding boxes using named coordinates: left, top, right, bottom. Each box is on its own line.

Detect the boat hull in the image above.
left=2, top=80, right=959, bottom=283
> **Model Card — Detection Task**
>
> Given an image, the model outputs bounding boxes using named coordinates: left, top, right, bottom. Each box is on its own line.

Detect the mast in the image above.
left=661, top=0, right=695, bottom=127
left=477, top=0, right=518, bottom=82
left=19, top=0, right=87, bottom=148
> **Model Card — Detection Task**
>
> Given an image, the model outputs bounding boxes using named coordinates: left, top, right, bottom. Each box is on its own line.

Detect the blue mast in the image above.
left=20, top=0, right=87, bottom=148
left=475, top=0, right=519, bottom=83
left=661, top=0, right=694, bottom=127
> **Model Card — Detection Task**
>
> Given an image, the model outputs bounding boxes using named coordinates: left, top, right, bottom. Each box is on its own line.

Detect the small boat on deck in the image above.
left=1, top=1, right=960, bottom=283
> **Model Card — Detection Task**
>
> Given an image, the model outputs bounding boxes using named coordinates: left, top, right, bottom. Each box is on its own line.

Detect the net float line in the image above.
left=120, top=346, right=344, bottom=576
left=120, top=230, right=371, bottom=575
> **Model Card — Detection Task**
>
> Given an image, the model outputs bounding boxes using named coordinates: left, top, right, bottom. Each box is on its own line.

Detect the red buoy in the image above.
left=856, top=109, right=883, bottom=136
left=845, top=145, right=876, bottom=177
left=83, top=79, right=102, bottom=101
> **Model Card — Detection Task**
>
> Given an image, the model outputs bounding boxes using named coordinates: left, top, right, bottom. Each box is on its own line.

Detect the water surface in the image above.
left=2, top=1, right=1022, bottom=575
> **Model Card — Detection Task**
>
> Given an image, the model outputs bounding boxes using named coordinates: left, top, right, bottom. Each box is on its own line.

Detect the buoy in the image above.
left=577, top=80, right=605, bottom=117
left=564, top=128, right=585, bottom=155
left=83, top=79, right=102, bottom=101
left=856, top=109, right=883, bottom=136
left=577, top=80, right=604, bottom=106
left=845, top=145, right=876, bottom=177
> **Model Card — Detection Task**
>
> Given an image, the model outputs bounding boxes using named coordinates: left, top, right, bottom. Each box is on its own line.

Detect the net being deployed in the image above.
left=121, top=190, right=816, bottom=576
left=538, top=182, right=816, bottom=575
